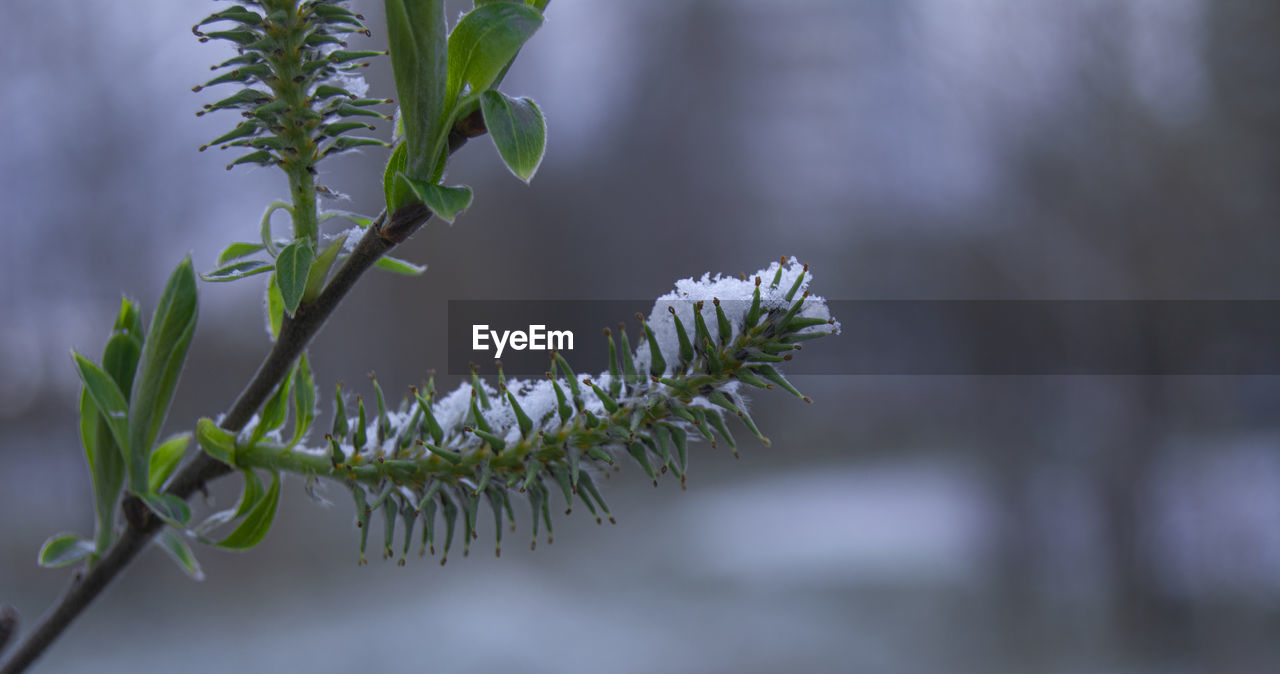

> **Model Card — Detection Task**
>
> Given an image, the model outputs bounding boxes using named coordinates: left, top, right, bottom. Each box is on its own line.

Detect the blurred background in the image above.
left=3, top=0, right=1280, bottom=672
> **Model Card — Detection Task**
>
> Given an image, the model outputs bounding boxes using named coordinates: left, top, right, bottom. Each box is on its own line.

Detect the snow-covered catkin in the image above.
left=298, top=258, right=839, bottom=563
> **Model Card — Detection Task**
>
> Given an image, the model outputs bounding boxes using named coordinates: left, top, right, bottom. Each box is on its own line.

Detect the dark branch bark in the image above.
left=0, top=608, right=17, bottom=655
left=0, top=121, right=479, bottom=671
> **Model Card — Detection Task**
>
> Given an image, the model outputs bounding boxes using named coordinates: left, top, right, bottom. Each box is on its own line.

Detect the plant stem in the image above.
left=275, top=2, right=318, bottom=245
left=288, top=168, right=319, bottom=244
left=0, top=110, right=488, bottom=672
left=0, top=215, right=379, bottom=673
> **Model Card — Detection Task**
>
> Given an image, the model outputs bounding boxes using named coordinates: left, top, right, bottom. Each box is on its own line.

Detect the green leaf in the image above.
left=148, top=434, right=190, bottom=493
left=38, top=534, right=95, bottom=568
left=128, top=258, right=198, bottom=496
left=113, top=295, right=144, bottom=338
left=403, top=176, right=473, bottom=223
left=259, top=200, right=292, bottom=257
left=384, top=0, right=447, bottom=180
left=82, top=309, right=143, bottom=554
left=266, top=275, right=284, bottom=341
left=154, top=529, right=205, bottom=581
left=215, top=470, right=281, bottom=550
left=274, top=240, right=315, bottom=315
left=233, top=469, right=267, bottom=520
left=446, top=3, right=543, bottom=111
left=194, top=469, right=265, bottom=537
left=318, top=210, right=374, bottom=228
left=79, top=393, right=117, bottom=553
left=200, top=259, right=274, bottom=283
left=374, top=256, right=427, bottom=276
left=479, top=90, right=545, bottom=182
left=141, top=492, right=191, bottom=527
left=301, top=235, right=346, bottom=304
left=73, top=353, right=130, bottom=455
left=216, top=242, right=267, bottom=265
left=383, top=142, right=411, bottom=212
left=290, top=353, right=316, bottom=447
left=252, top=365, right=294, bottom=444
left=101, top=330, right=143, bottom=396
left=196, top=417, right=237, bottom=466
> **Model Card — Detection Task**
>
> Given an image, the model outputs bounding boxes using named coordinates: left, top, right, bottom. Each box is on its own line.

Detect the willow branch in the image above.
left=0, top=112, right=487, bottom=674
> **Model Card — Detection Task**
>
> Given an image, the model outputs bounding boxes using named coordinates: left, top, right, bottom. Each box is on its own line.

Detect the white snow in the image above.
left=311, top=259, right=839, bottom=462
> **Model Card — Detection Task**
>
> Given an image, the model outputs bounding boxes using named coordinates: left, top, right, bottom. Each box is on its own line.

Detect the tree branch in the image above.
left=0, top=112, right=486, bottom=671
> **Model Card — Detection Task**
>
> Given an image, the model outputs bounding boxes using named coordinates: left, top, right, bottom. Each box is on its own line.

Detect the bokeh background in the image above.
left=4, top=1, right=1280, bottom=672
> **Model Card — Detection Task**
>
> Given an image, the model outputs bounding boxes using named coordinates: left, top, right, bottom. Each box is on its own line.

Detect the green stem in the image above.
left=288, top=168, right=318, bottom=244
left=237, top=443, right=334, bottom=475
left=232, top=361, right=749, bottom=493
left=272, top=2, right=319, bottom=244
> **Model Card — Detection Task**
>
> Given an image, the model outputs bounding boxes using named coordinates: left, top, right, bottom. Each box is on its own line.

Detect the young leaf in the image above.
left=402, top=177, right=473, bottom=223
left=274, top=241, right=315, bottom=315
left=259, top=200, right=292, bottom=256
left=382, top=141, right=413, bottom=213
left=300, top=234, right=346, bottom=304
left=384, top=0, right=447, bottom=180
left=319, top=210, right=374, bottom=228
left=374, top=256, right=427, bottom=276
left=147, top=433, right=191, bottom=493
left=113, top=295, right=144, bottom=338
left=154, top=529, right=205, bottom=581
left=233, top=470, right=267, bottom=520
left=141, top=492, right=192, bottom=527
left=252, top=365, right=294, bottom=444
left=38, top=534, right=95, bottom=568
left=101, top=329, right=143, bottom=395
left=445, top=3, right=543, bottom=111
left=290, top=353, right=316, bottom=447
left=73, top=353, right=130, bottom=455
left=479, top=90, right=545, bottom=182
left=320, top=213, right=373, bottom=232
left=128, top=258, right=198, bottom=496
left=79, top=393, right=120, bottom=554
left=82, top=308, right=143, bottom=553
left=215, top=470, right=281, bottom=550
left=216, top=241, right=267, bottom=265
left=200, top=259, right=274, bottom=283
left=196, top=417, right=237, bottom=466
left=196, top=469, right=266, bottom=537
left=266, top=275, right=284, bottom=341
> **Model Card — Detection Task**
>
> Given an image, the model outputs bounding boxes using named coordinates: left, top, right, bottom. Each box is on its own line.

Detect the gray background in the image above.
left=3, top=1, right=1279, bottom=672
